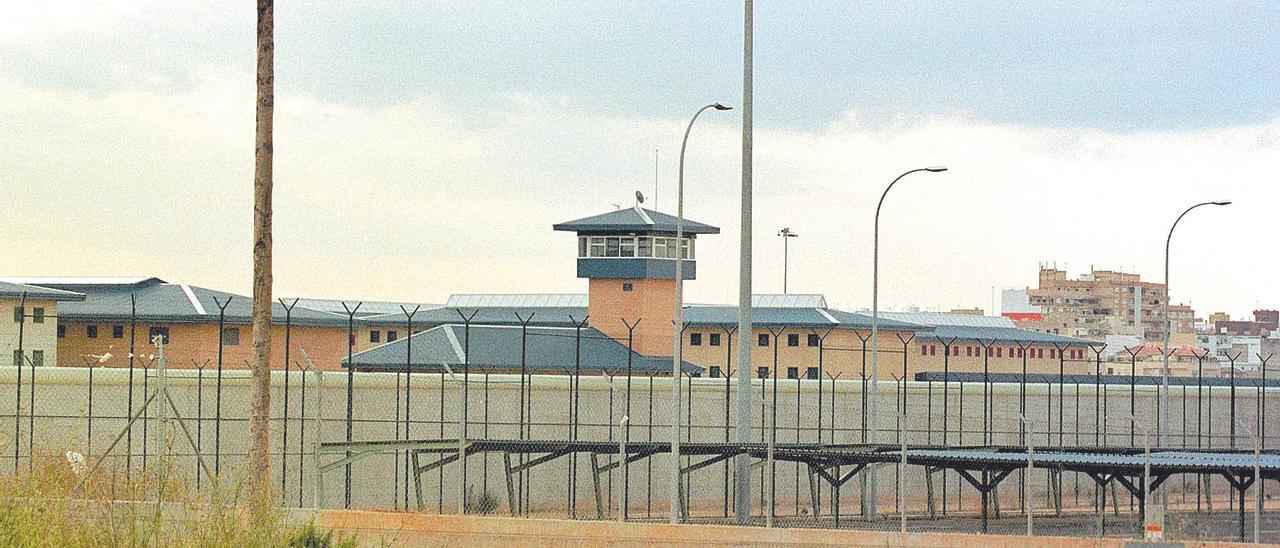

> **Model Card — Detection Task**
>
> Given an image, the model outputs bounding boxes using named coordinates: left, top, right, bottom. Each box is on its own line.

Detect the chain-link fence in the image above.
left=1, top=360, right=1276, bottom=542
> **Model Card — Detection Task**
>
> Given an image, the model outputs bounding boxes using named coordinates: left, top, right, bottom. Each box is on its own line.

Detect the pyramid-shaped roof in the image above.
left=553, top=206, right=719, bottom=235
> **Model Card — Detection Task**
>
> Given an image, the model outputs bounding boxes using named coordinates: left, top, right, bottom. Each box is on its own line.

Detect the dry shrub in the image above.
left=0, top=457, right=352, bottom=547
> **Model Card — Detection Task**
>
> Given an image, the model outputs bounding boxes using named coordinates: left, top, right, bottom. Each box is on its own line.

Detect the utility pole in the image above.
left=733, top=0, right=755, bottom=525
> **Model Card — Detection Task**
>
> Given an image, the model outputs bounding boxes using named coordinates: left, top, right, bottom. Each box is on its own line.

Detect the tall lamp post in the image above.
left=778, top=227, right=798, bottom=293
left=868, top=166, right=946, bottom=516
left=1158, top=199, right=1229, bottom=536
left=1162, top=199, right=1230, bottom=447
left=671, top=101, right=731, bottom=524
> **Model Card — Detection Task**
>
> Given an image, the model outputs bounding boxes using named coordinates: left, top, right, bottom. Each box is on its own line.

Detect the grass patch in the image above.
left=0, top=457, right=354, bottom=547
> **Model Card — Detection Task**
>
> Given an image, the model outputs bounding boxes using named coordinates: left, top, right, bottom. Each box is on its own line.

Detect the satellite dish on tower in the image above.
left=636, top=191, right=645, bottom=205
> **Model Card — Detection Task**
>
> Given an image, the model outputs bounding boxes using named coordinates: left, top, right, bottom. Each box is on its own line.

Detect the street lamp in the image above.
left=1162, top=199, right=1230, bottom=449
left=867, top=166, right=946, bottom=517
left=1158, top=199, right=1229, bottom=536
left=778, top=227, right=799, bottom=293
left=671, top=101, right=731, bottom=524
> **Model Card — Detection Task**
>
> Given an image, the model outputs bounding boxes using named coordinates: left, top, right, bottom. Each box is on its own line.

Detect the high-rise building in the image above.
left=1006, top=267, right=1195, bottom=343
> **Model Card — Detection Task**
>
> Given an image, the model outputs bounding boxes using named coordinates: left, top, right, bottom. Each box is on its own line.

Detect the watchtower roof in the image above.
left=553, top=206, right=719, bottom=235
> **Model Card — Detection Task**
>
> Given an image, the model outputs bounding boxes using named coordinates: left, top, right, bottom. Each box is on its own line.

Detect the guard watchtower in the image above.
left=553, top=206, right=719, bottom=355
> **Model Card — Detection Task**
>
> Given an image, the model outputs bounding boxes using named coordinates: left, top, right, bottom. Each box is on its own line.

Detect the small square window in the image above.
left=786, top=367, right=799, bottom=379
left=709, top=333, right=721, bottom=346
left=805, top=367, right=819, bottom=379
left=689, top=333, right=702, bottom=346
left=148, top=326, right=170, bottom=344
left=113, top=325, right=124, bottom=339
left=622, top=282, right=633, bottom=292
left=13, top=307, right=22, bottom=323
left=31, top=307, right=44, bottom=324
left=57, top=325, right=66, bottom=338
left=758, top=334, right=769, bottom=347
left=12, top=350, right=20, bottom=367
left=370, top=330, right=381, bottom=343
left=807, top=334, right=819, bottom=347
left=709, top=366, right=722, bottom=378
left=221, top=327, right=240, bottom=346
left=87, top=325, right=98, bottom=339
left=756, top=367, right=770, bottom=379
left=31, top=350, right=43, bottom=367
left=387, top=331, right=398, bottom=342
left=787, top=334, right=799, bottom=347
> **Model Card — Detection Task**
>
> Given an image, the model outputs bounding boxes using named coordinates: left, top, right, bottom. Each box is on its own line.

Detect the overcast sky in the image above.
left=2, top=1, right=1277, bottom=318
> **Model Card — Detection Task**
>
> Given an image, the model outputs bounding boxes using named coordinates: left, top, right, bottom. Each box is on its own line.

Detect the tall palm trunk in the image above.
left=248, top=0, right=274, bottom=505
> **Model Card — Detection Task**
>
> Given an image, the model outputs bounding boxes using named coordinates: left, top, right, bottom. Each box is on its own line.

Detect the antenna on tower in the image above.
left=636, top=190, right=646, bottom=207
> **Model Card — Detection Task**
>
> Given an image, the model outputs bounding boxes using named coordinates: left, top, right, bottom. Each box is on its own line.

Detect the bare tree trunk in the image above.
left=248, top=0, right=274, bottom=506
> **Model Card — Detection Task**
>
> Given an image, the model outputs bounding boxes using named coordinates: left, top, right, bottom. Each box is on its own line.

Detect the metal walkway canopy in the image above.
left=315, top=437, right=1279, bottom=535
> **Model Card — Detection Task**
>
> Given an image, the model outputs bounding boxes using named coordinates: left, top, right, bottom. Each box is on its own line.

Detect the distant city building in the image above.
left=1212, top=309, right=1278, bottom=337
left=1003, top=267, right=1195, bottom=344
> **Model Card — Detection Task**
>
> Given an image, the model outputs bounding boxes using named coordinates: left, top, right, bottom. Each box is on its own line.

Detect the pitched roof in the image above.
left=21, top=280, right=347, bottom=327
left=291, top=298, right=443, bottom=319
left=877, top=311, right=1017, bottom=328
left=445, top=294, right=588, bottom=308
left=914, top=325, right=1097, bottom=346
left=682, top=305, right=927, bottom=331
left=553, top=206, right=719, bottom=235
left=344, top=324, right=701, bottom=374
left=0, top=281, right=85, bottom=302
left=359, top=306, right=589, bottom=327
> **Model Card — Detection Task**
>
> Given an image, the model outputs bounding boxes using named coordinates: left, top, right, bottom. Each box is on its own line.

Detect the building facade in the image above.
left=2, top=281, right=84, bottom=368
left=1007, top=267, right=1195, bottom=343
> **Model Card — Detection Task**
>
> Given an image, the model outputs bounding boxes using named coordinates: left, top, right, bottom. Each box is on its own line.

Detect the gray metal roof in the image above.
left=877, top=311, right=1016, bottom=328
left=904, top=449, right=1280, bottom=474
left=291, top=298, right=443, bottom=319
left=345, top=324, right=702, bottom=374
left=553, top=206, right=720, bottom=235
left=359, top=306, right=590, bottom=327
left=913, top=324, right=1097, bottom=346
left=748, top=294, right=827, bottom=308
left=26, top=279, right=347, bottom=327
left=0, top=281, right=85, bottom=302
left=445, top=294, right=588, bottom=308
left=682, top=306, right=927, bottom=331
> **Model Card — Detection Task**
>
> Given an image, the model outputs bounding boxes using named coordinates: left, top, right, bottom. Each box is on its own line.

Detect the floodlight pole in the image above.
left=778, top=228, right=798, bottom=293
left=671, top=101, right=731, bottom=524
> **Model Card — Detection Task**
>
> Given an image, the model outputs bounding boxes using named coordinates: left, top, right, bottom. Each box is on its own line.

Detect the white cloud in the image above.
left=0, top=0, right=145, bottom=39
left=2, top=72, right=1278, bottom=319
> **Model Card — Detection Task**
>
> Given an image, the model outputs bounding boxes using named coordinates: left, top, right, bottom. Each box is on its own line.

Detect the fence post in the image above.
left=312, top=367, right=324, bottom=509
left=617, top=415, right=629, bottom=522
left=899, top=411, right=907, bottom=536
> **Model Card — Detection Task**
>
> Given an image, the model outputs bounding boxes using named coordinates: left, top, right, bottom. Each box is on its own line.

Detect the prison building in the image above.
left=5, top=205, right=1097, bottom=376
left=3, top=277, right=354, bottom=369
left=2, top=280, right=84, bottom=368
